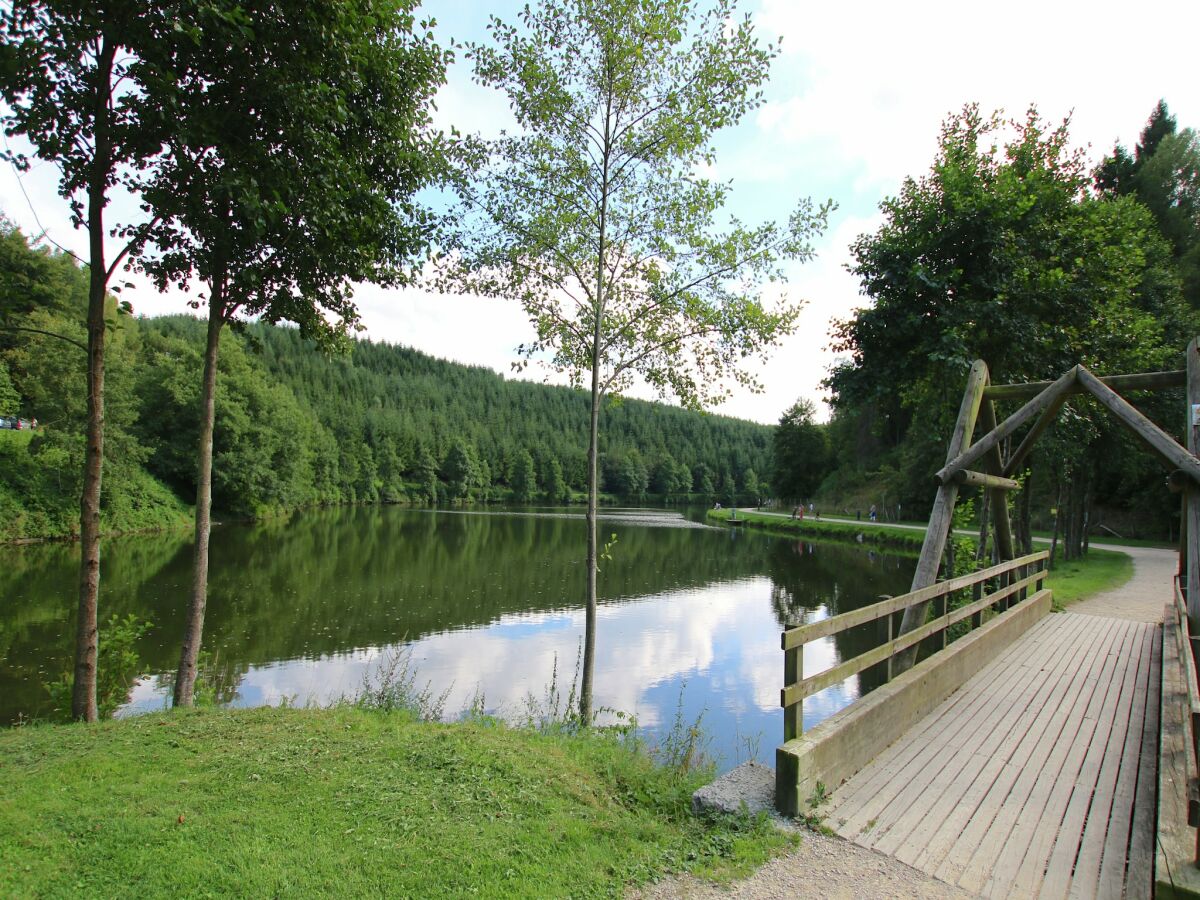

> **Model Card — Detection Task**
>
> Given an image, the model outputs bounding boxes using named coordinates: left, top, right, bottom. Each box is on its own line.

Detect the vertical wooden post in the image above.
left=784, top=644, right=802, bottom=742
left=1188, top=338, right=1200, bottom=625
left=981, top=397, right=1018, bottom=608
left=888, top=612, right=896, bottom=678
left=893, top=360, right=989, bottom=674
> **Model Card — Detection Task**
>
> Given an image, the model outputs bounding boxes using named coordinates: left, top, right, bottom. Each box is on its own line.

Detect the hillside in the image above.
left=0, top=224, right=775, bottom=540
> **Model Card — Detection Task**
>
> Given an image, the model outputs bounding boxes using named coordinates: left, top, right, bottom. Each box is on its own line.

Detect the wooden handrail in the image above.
left=781, top=573, right=1048, bottom=708
left=781, top=551, right=1048, bottom=651
left=1172, top=578, right=1200, bottom=830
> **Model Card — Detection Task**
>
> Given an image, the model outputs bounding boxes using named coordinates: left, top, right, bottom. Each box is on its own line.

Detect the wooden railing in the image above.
left=1171, top=577, right=1200, bottom=843
left=780, top=550, right=1050, bottom=742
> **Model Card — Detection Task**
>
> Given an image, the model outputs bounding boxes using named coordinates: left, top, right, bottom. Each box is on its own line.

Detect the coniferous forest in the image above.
left=0, top=222, right=773, bottom=543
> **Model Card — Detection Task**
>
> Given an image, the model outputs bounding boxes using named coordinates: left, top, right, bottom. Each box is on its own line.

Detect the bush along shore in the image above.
left=0, top=704, right=796, bottom=898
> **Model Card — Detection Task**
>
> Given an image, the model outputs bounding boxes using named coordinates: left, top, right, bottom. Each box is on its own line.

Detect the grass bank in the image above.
left=0, top=707, right=793, bottom=898
left=1044, top=548, right=1135, bottom=609
left=709, top=509, right=1135, bottom=607
left=707, top=508, right=926, bottom=553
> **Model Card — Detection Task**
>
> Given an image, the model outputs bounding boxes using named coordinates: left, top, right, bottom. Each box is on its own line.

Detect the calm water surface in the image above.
left=0, top=506, right=915, bottom=770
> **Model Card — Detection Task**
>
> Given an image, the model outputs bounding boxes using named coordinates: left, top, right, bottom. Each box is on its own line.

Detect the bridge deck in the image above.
left=823, top=611, right=1161, bottom=899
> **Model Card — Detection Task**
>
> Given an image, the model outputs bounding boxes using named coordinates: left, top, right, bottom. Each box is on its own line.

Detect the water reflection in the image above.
left=0, top=506, right=915, bottom=770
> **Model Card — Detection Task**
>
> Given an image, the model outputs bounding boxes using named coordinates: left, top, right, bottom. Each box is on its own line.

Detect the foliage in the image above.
left=822, top=104, right=1195, bottom=549
left=44, top=614, right=153, bottom=720
left=139, top=0, right=450, bottom=342
left=1096, top=100, right=1200, bottom=307
left=772, top=399, right=830, bottom=502
left=0, top=707, right=795, bottom=896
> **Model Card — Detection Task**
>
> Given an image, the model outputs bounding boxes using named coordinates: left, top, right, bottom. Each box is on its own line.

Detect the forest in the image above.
left=0, top=220, right=774, bottom=543
left=783, top=101, right=1200, bottom=552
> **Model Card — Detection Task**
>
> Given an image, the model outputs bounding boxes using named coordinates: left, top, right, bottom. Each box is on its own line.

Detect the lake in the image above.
left=0, top=506, right=915, bottom=770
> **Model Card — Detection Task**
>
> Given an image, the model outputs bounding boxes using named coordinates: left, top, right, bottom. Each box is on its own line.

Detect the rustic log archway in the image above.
left=892, top=339, right=1200, bottom=674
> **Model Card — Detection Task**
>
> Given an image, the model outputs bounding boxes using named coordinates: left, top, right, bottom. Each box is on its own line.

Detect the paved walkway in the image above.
left=816, top=547, right=1175, bottom=898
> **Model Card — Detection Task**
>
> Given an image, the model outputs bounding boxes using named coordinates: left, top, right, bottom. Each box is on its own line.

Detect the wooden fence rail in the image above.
left=781, top=550, right=1049, bottom=741
left=1172, top=577, right=1200, bottom=836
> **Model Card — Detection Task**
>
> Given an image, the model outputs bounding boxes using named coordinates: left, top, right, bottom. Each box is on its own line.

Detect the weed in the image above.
left=651, top=684, right=712, bottom=774
left=354, top=646, right=450, bottom=721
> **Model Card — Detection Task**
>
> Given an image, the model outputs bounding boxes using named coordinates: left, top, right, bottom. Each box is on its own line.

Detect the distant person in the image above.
left=714, top=501, right=721, bottom=510
left=856, top=509, right=861, bottom=521
left=869, top=504, right=877, bottom=522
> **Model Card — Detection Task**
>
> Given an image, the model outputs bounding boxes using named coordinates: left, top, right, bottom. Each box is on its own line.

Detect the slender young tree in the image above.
left=1, top=1, right=180, bottom=721
left=137, top=0, right=448, bottom=706
left=443, top=0, right=830, bottom=720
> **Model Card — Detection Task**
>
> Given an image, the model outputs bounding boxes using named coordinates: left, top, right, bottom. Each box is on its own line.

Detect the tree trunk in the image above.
left=580, top=374, right=601, bottom=724
left=1050, top=479, right=1065, bottom=569
left=975, top=490, right=991, bottom=565
left=174, top=292, right=225, bottom=707
left=72, top=36, right=117, bottom=723
left=1017, top=461, right=1034, bottom=555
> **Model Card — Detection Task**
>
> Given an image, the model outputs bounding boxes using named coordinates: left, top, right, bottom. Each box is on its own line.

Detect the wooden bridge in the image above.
left=775, top=346, right=1200, bottom=898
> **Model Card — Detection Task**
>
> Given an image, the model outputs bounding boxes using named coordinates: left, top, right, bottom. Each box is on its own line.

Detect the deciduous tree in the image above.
left=1, top=1, right=181, bottom=720
left=442, top=0, right=829, bottom=719
left=137, top=0, right=448, bottom=706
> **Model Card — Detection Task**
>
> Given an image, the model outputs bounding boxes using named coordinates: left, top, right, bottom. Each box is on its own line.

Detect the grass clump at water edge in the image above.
left=0, top=655, right=795, bottom=898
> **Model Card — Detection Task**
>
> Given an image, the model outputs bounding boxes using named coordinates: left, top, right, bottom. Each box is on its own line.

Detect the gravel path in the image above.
left=632, top=827, right=973, bottom=899
left=1068, top=545, right=1176, bottom=622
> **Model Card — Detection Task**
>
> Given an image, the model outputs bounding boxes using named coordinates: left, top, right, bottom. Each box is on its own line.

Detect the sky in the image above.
left=2, top=0, right=1198, bottom=424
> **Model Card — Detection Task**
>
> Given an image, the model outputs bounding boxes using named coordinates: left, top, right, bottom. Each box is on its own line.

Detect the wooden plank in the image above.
left=936, top=366, right=1078, bottom=485
left=781, top=550, right=1047, bottom=649
left=1155, top=602, right=1200, bottom=897
left=1077, top=365, right=1200, bottom=484
left=1037, top=618, right=1146, bottom=898
left=895, top=614, right=1112, bottom=870
left=1095, top=624, right=1157, bottom=898
left=975, top=618, right=1141, bottom=898
left=912, top=619, right=1118, bottom=878
left=893, top=360, right=989, bottom=674
left=985, top=369, right=1185, bottom=401
left=825, top=609, right=1070, bottom=820
left=1126, top=623, right=1162, bottom=899
left=825, top=612, right=1073, bottom=836
left=1067, top=624, right=1153, bottom=898
left=953, top=468, right=1021, bottom=490
left=934, top=617, right=1134, bottom=891
left=871, top=613, right=1106, bottom=863
left=929, top=616, right=1130, bottom=884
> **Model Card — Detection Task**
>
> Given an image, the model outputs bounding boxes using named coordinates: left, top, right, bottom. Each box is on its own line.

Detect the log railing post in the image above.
left=1187, top=337, right=1200, bottom=626
left=894, top=360, right=988, bottom=674
left=784, top=644, right=802, bottom=742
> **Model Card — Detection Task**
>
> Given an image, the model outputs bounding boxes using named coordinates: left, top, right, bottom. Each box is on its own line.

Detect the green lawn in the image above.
left=1044, top=548, right=1135, bottom=609
left=708, top=508, right=926, bottom=553
left=0, top=707, right=794, bottom=898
